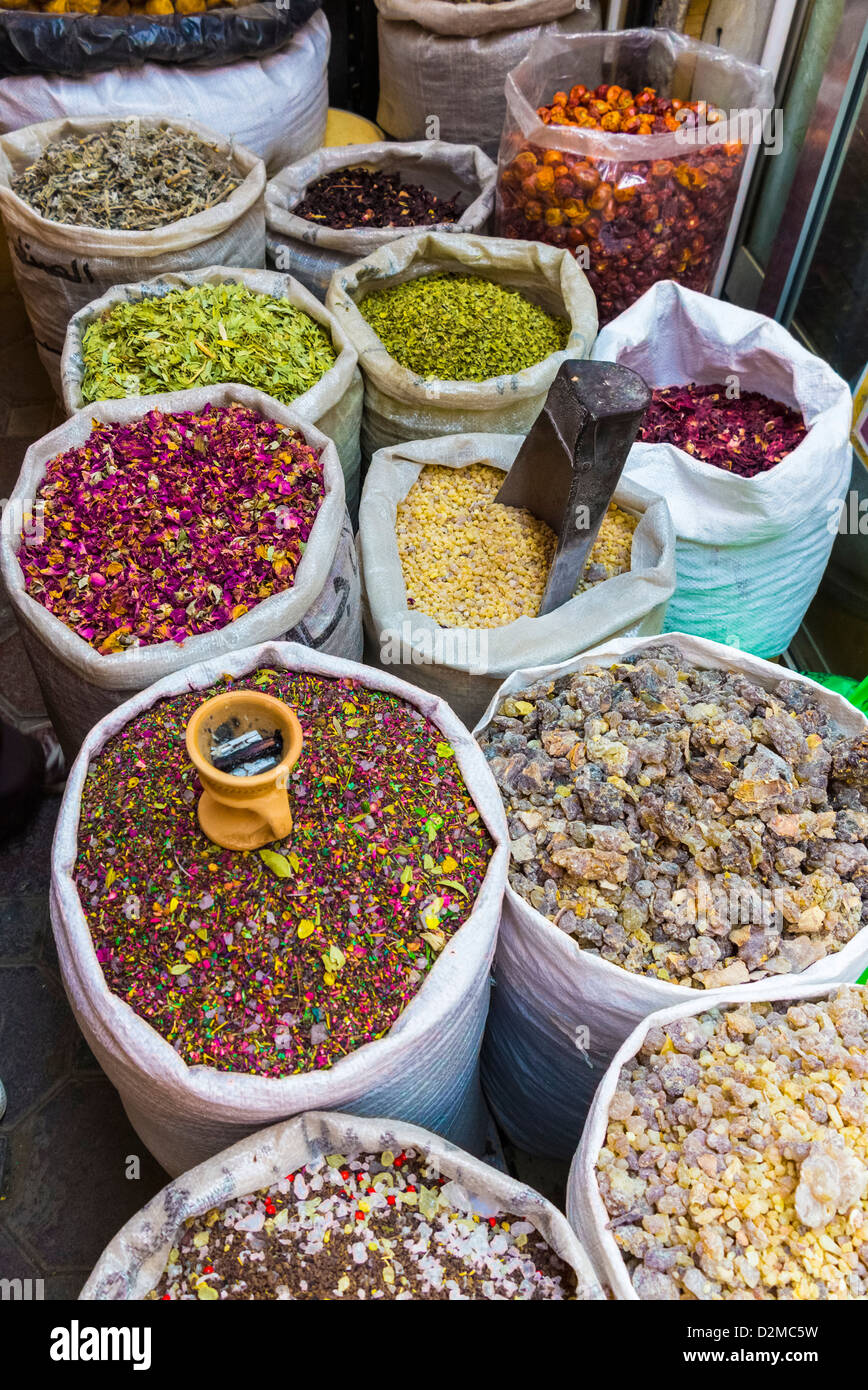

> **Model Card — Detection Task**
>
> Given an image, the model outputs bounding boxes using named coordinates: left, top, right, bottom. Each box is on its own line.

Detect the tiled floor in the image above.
left=0, top=798, right=169, bottom=1298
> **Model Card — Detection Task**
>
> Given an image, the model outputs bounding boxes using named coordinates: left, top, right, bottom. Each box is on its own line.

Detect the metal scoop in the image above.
left=495, top=359, right=651, bottom=616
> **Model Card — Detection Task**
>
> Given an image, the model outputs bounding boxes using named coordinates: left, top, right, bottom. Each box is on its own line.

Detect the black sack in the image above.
left=0, top=0, right=320, bottom=78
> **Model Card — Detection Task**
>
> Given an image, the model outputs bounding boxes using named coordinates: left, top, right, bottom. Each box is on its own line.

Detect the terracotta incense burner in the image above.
left=185, top=690, right=304, bottom=851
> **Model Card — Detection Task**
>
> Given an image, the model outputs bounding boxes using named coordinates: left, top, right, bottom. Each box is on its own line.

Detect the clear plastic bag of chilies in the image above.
left=496, top=28, right=773, bottom=323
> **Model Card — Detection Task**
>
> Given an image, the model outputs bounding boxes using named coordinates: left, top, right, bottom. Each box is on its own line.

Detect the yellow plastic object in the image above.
left=325, top=108, right=384, bottom=147
left=186, top=690, right=304, bottom=852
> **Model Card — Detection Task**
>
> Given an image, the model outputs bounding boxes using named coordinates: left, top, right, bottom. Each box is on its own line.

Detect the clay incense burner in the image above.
left=185, top=690, right=303, bottom=852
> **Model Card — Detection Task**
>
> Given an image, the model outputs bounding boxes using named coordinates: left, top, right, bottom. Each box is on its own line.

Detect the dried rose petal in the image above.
left=19, top=403, right=324, bottom=653
left=638, top=382, right=807, bottom=477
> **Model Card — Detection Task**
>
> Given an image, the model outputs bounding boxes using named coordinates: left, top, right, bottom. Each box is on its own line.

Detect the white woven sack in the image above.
left=568, top=978, right=864, bottom=1298
left=376, top=0, right=601, bottom=159
left=81, top=1109, right=603, bottom=1299
left=265, top=139, right=497, bottom=302
left=51, top=640, right=508, bottom=1176
left=0, top=116, right=267, bottom=394
left=474, top=632, right=868, bottom=1160
left=592, top=281, right=853, bottom=659
left=60, top=264, right=364, bottom=518
left=327, top=230, right=598, bottom=458
left=359, top=431, right=675, bottom=727
left=0, top=384, right=359, bottom=759
left=0, top=12, right=330, bottom=177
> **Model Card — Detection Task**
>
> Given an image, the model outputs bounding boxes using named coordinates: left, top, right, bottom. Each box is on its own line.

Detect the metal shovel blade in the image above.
left=494, top=359, right=651, bottom=617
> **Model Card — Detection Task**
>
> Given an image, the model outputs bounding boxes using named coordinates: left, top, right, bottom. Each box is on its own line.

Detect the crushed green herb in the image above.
left=79, top=283, right=337, bottom=404
left=358, top=272, right=569, bottom=382
left=11, top=123, right=241, bottom=231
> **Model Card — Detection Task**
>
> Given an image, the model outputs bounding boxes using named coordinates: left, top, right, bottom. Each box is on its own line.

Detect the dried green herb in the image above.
left=358, top=272, right=569, bottom=381
left=79, top=283, right=337, bottom=404
left=11, top=123, right=241, bottom=232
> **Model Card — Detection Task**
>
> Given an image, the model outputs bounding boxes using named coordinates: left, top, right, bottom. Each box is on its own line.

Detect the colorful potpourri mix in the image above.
left=294, top=166, right=465, bottom=231
left=74, top=669, right=494, bottom=1075
left=149, top=1147, right=576, bottom=1300
left=11, top=124, right=241, bottom=232
left=638, top=383, right=809, bottom=477
left=79, top=283, right=337, bottom=407
left=598, top=986, right=868, bottom=1300
left=479, top=645, right=868, bottom=989
left=358, top=272, right=569, bottom=382
left=18, top=404, right=324, bottom=654
left=496, top=83, right=745, bottom=323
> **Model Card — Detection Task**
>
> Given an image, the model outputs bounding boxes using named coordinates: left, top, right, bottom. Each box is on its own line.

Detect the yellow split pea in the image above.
left=396, top=463, right=638, bottom=629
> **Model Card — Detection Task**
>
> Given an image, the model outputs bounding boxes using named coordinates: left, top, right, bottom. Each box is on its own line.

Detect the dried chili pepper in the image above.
left=496, top=82, right=746, bottom=322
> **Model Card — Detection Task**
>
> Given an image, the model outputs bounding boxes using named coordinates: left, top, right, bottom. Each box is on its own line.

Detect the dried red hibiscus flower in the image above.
left=19, top=403, right=324, bottom=654
left=638, top=382, right=808, bottom=477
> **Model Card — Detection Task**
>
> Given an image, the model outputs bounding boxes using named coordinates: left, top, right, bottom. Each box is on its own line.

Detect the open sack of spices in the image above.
left=0, top=385, right=360, bottom=759
left=375, top=0, right=601, bottom=159
left=50, top=641, right=507, bottom=1175
left=82, top=1110, right=602, bottom=1299
left=359, top=431, right=675, bottom=728
left=60, top=265, right=364, bottom=517
left=0, top=10, right=330, bottom=173
left=592, top=281, right=853, bottom=659
left=265, top=140, right=497, bottom=302
left=326, top=229, right=597, bottom=457
left=473, top=633, right=868, bottom=1160
left=496, top=28, right=773, bottom=324
left=571, top=980, right=868, bottom=1300
left=0, top=115, right=266, bottom=392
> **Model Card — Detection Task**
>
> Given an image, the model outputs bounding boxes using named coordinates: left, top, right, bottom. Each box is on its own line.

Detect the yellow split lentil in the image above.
left=396, top=463, right=638, bottom=628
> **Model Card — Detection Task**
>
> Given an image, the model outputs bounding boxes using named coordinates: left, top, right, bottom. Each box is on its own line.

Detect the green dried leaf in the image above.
left=438, top=878, right=469, bottom=898
left=80, top=283, right=337, bottom=408
left=260, top=849, right=293, bottom=877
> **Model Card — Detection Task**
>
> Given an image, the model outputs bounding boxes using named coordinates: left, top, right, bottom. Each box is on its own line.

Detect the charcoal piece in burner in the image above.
left=210, top=727, right=284, bottom=775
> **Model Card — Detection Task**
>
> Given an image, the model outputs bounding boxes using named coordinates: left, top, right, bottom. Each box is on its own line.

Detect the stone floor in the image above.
left=0, top=797, right=169, bottom=1298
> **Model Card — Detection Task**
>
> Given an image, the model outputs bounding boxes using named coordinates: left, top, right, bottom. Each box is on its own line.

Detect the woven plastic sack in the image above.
left=81, top=1109, right=603, bottom=1299
left=592, top=281, right=853, bottom=658
left=496, top=29, right=772, bottom=324
left=60, top=264, right=364, bottom=519
left=359, top=431, right=675, bottom=727
left=568, top=978, right=860, bottom=1298
left=0, top=0, right=321, bottom=77
left=50, top=641, right=508, bottom=1176
left=0, top=13, right=329, bottom=173
left=376, top=0, right=601, bottom=159
left=327, top=229, right=597, bottom=458
left=475, top=632, right=868, bottom=1160
left=265, top=139, right=497, bottom=302
left=0, top=115, right=266, bottom=393
left=0, top=384, right=360, bottom=760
